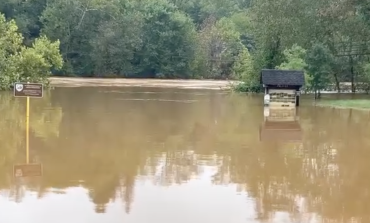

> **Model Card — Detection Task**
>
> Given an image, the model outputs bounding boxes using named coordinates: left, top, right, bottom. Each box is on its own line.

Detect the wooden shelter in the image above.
left=260, top=107, right=302, bottom=142
left=261, top=69, right=305, bottom=107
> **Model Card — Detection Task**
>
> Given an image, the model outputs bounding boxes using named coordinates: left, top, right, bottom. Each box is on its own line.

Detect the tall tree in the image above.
left=305, top=43, right=334, bottom=98
left=132, top=0, right=198, bottom=78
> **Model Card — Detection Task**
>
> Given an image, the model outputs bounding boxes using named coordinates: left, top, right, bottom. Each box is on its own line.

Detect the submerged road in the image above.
left=49, top=77, right=240, bottom=90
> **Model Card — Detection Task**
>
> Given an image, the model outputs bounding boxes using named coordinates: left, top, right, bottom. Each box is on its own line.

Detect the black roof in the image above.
left=261, top=69, right=305, bottom=86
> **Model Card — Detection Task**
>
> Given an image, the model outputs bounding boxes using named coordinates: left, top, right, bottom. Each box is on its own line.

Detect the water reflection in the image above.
left=0, top=88, right=370, bottom=223
left=0, top=91, right=61, bottom=191
left=260, top=107, right=302, bottom=142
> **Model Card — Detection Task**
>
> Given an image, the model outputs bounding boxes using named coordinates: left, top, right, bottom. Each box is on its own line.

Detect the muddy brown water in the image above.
left=1, top=87, right=370, bottom=223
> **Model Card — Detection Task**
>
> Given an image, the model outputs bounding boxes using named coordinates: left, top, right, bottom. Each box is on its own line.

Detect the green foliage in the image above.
left=0, top=13, right=63, bottom=90
left=192, top=16, right=243, bottom=79
left=231, top=47, right=260, bottom=92
left=356, top=62, right=370, bottom=93
left=232, top=81, right=261, bottom=93
left=361, top=63, right=370, bottom=82
left=1, top=0, right=370, bottom=88
left=17, top=36, right=63, bottom=82
left=137, top=1, right=197, bottom=77
left=227, top=12, right=254, bottom=50
left=277, top=44, right=307, bottom=70
left=232, top=48, right=253, bottom=79
left=276, top=44, right=312, bottom=91
left=305, top=43, right=334, bottom=94
left=358, top=0, right=370, bottom=25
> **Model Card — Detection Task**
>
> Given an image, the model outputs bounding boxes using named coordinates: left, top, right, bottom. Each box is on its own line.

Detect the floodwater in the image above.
left=1, top=87, right=370, bottom=223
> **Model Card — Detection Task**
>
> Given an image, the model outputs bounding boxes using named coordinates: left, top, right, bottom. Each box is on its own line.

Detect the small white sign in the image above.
left=15, top=83, right=24, bottom=92
left=264, top=94, right=270, bottom=105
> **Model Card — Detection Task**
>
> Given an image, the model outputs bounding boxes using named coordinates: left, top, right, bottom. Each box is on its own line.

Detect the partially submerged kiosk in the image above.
left=261, top=69, right=305, bottom=107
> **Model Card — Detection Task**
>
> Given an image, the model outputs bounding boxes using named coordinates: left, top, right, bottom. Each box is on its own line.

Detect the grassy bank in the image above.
left=317, top=99, right=370, bottom=110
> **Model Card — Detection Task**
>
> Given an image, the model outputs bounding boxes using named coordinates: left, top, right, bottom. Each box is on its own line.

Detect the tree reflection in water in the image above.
left=0, top=88, right=369, bottom=222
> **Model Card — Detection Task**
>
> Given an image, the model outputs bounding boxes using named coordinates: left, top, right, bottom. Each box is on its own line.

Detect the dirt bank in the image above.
left=49, top=77, right=239, bottom=90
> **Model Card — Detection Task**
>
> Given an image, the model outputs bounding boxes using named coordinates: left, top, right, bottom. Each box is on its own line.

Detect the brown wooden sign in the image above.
left=13, top=164, right=43, bottom=177
left=14, top=83, right=43, bottom=98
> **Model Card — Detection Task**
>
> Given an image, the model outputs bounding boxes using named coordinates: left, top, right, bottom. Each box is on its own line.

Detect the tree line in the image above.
left=1, top=0, right=370, bottom=92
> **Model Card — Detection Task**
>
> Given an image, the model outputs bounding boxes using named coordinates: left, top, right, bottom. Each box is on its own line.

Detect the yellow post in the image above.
left=26, top=96, right=30, bottom=164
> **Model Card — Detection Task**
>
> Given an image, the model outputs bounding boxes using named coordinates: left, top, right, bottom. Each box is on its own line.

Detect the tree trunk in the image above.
left=333, top=73, right=340, bottom=92
left=350, top=56, right=355, bottom=93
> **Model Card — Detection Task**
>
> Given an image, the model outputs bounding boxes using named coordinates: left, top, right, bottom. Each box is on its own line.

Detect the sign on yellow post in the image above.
left=13, top=82, right=44, bottom=177
left=13, top=83, right=43, bottom=98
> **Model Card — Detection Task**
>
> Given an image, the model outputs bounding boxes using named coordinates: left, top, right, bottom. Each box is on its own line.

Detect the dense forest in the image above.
left=2, top=0, right=370, bottom=92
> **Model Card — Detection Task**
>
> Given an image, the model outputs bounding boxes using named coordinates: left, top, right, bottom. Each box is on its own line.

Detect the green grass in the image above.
left=317, top=99, right=370, bottom=110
